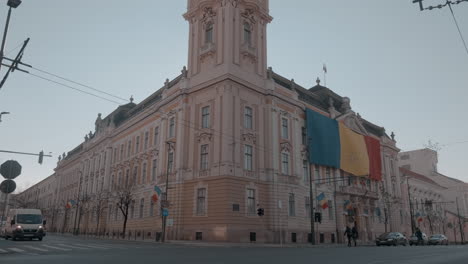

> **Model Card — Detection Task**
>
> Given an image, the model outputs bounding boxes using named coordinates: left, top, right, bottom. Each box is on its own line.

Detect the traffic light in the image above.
left=38, top=151, right=44, bottom=164
left=257, top=208, right=264, bottom=216
left=314, top=212, right=322, bottom=223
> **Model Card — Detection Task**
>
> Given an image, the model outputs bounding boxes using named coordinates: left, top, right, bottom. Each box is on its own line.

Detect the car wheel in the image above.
left=38, top=237, right=43, bottom=241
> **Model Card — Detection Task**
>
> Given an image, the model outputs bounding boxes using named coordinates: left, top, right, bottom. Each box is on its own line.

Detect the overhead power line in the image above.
left=26, top=72, right=122, bottom=105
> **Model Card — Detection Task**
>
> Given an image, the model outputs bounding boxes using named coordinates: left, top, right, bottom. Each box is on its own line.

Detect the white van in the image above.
left=3, top=209, right=46, bottom=241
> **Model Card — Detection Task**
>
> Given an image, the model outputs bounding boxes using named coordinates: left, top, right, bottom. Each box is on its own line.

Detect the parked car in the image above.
left=409, top=232, right=428, bottom=246
left=376, top=232, right=408, bottom=246
left=427, top=234, right=448, bottom=245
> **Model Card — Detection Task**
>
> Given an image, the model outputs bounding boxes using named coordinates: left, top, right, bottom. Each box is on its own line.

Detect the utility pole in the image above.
left=407, top=177, right=416, bottom=234
left=0, top=0, right=22, bottom=72
left=456, top=197, right=465, bottom=244
left=161, top=140, right=174, bottom=243
left=308, top=164, right=315, bottom=245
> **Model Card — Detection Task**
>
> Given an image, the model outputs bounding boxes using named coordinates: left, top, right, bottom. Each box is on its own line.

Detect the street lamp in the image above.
left=0, top=111, right=10, bottom=122
left=7, top=0, right=22, bottom=8
left=0, top=0, right=22, bottom=72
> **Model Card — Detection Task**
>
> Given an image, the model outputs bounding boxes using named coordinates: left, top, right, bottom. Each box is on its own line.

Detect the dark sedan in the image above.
left=376, top=232, right=408, bottom=246
left=427, top=234, right=449, bottom=245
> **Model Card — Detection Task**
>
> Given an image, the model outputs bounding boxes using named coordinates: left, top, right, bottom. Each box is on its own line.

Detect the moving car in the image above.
left=409, top=232, right=428, bottom=246
left=3, top=209, right=46, bottom=241
left=427, top=234, right=448, bottom=245
left=376, top=232, right=408, bottom=246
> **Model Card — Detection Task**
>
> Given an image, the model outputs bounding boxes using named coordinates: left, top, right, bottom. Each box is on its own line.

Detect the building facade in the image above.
left=16, top=0, right=407, bottom=244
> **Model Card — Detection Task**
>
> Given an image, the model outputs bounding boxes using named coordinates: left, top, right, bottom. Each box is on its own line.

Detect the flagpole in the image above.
left=323, top=64, right=327, bottom=87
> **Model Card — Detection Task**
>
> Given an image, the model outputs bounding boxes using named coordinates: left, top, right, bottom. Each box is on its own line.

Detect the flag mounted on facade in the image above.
left=305, top=108, right=382, bottom=180
left=316, top=192, right=328, bottom=209
left=151, top=194, right=159, bottom=203
left=154, top=185, right=162, bottom=196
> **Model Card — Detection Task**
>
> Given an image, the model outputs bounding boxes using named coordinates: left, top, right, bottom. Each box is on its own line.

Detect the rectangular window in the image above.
left=150, top=201, right=154, bottom=217
left=142, top=163, right=147, bottom=184
left=139, top=198, right=144, bottom=218
left=136, top=136, right=140, bottom=154
left=303, top=160, right=309, bottom=182
left=305, top=196, right=311, bottom=218
left=326, top=168, right=331, bottom=185
left=328, top=200, right=334, bottom=220
left=281, top=153, right=289, bottom=175
left=247, top=189, right=256, bottom=215
left=127, top=141, right=132, bottom=157
left=144, top=131, right=149, bottom=150
left=244, top=107, right=253, bottom=129
left=120, top=145, right=124, bottom=161
left=281, top=118, right=289, bottom=139
left=132, top=166, right=138, bottom=185
left=315, top=165, right=321, bottom=183
left=244, top=145, right=253, bottom=171
left=288, top=193, right=295, bottom=216
left=200, top=144, right=209, bottom=170
left=108, top=204, right=113, bottom=221
left=152, top=159, right=157, bottom=181
left=201, top=106, right=210, bottom=129
left=168, top=152, right=174, bottom=173
left=169, top=117, right=175, bottom=138
left=113, top=148, right=117, bottom=164
left=125, top=169, right=129, bottom=186
left=196, top=188, right=206, bottom=216
left=244, top=23, right=252, bottom=46
left=302, top=127, right=307, bottom=145
left=154, top=126, right=159, bottom=146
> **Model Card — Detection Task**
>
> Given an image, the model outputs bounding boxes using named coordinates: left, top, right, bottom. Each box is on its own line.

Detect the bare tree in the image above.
left=91, top=191, right=109, bottom=235
left=77, top=193, right=92, bottom=234
left=114, top=182, right=136, bottom=238
left=12, top=195, right=36, bottom=209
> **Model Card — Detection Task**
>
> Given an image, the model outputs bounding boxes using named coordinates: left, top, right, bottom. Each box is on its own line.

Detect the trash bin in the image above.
left=155, top=232, right=162, bottom=242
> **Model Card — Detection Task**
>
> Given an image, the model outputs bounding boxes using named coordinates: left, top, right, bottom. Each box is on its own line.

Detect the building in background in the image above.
left=15, top=0, right=405, bottom=243
left=399, top=149, right=468, bottom=241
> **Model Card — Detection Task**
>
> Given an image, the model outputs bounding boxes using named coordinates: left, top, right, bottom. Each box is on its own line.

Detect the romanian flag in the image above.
left=65, top=201, right=72, bottom=209
left=316, top=193, right=328, bottom=209
left=416, top=212, right=424, bottom=223
left=152, top=186, right=162, bottom=202
left=305, top=109, right=382, bottom=180
left=344, top=200, right=353, bottom=210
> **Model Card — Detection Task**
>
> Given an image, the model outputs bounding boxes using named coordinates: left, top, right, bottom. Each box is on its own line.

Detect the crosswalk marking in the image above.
left=56, top=243, right=89, bottom=250
left=42, top=244, right=72, bottom=251
left=75, top=243, right=110, bottom=249
left=8, top=248, right=26, bottom=253
left=0, top=248, right=8, bottom=253
left=22, top=245, right=49, bottom=252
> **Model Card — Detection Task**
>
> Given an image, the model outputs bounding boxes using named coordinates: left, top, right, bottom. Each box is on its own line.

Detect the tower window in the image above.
left=205, top=23, right=213, bottom=44
left=244, top=22, right=252, bottom=46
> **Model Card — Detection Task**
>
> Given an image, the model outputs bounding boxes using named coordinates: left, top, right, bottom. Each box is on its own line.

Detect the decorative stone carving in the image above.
left=197, top=132, right=213, bottom=142
left=242, top=133, right=257, bottom=144
left=280, top=142, right=292, bottom=152
left=221, top=0, right=238, bottom=7
left=241, top=8, right=256, bottom=24
left=341, top=97, right=352, bottom=113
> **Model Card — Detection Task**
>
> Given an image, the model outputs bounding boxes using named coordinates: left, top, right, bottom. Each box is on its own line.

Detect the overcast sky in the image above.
left=0, top=0, right=467, bottom=191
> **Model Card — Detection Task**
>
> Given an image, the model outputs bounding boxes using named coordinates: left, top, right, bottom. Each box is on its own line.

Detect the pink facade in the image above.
left=15, top=0, right=409, bottom=244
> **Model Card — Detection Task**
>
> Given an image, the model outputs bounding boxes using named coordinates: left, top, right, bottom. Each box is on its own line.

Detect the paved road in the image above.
left=1, top=234, right=468, bottom=264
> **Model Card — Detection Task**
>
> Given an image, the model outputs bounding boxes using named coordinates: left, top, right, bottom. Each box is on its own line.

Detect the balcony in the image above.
left=338, top=185, right=379, bottom=200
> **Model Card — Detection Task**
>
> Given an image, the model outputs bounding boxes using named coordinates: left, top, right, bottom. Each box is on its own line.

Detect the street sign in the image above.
left=0, top=179, right=16, bottom=194
left=0, top=160, right=22, bottom=179
left=162, top=208, right=169, bottom=217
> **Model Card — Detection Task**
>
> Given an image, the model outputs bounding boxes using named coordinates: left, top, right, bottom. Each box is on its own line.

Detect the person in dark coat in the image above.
left=344, top=226, right=352, bottom=247
left=351, top=226, right=358, bottom=246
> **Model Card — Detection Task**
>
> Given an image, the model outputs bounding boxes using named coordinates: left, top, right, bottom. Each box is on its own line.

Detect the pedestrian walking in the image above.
left=415, top=227, right=423, bottom=246
left=351, top=226, right=358, bottom=247
left=344, top=226, right=352, bottom=247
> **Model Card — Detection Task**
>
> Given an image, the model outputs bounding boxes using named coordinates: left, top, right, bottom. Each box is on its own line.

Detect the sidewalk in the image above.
left=48, top=232, right=374, bottom=248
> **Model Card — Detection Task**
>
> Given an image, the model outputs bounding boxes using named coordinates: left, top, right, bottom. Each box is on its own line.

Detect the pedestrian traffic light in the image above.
left=257, top=208, right=264, bottom=216
left=314, top=212, right=322, bottom=223
left=38, top=151, right=44, bottom=164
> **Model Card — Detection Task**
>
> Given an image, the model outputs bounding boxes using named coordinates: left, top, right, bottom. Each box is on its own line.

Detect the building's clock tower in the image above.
left=184, top=0, right=272, bottom=87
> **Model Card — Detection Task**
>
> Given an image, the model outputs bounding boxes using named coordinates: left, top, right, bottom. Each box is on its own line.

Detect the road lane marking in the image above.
left=56, top=243, right=89, bottom=250
left=8, top=248, right=25, bottom=253
left=41, top=245, right=72, bottom=251
left=22, top=245, right=49, bottom=252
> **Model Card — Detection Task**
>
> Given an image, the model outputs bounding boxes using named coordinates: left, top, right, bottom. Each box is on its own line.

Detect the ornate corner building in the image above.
left=16, top=0, right=406, bottom=244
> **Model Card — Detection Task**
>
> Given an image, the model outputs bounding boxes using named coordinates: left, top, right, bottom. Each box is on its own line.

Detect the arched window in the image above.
left=205, top=22, right=213, bottom=44
left=244, top=22, right=252, bottom=46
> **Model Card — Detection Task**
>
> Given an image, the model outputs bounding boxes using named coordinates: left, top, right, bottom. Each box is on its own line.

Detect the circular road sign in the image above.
left=0, top=160, right=22, bottom=179
left=0, top=179, right=16, bottom=194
